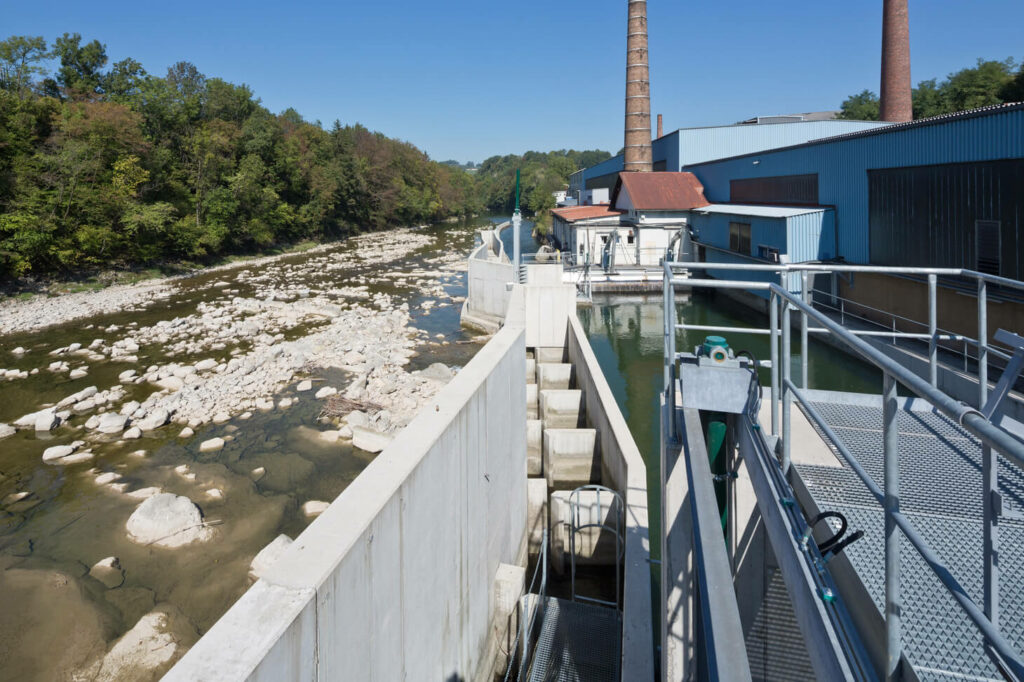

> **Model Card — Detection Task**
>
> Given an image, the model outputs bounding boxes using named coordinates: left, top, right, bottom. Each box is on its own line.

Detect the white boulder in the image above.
left=198, top=437, right=224, bottom=453
left=97, top=413, right=129, bottom=434
left=126, top=493, right=213, bottom=548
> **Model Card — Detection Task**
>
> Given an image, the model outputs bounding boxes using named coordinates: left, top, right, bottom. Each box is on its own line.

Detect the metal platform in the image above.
left=526, top=597, right=621, bottom=682
left=797, top=398, right=1024, bottom=681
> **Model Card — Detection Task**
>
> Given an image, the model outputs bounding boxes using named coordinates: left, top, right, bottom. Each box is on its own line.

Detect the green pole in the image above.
left=514, top=168, right=521, bottom=213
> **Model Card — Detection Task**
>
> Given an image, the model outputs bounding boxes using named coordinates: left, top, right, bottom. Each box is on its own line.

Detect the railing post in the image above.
left=770, top=290, right=779, bottom=436
left=782, top=296, right=792, bottom=475
left=664, top=262, right=676, bottom=439
left=883, top=371, right=902, bottom=681
left=801, top=271, right=810, bottom=388
left=928, top=274, right=938, bottom=387
left=978, top=278, right=998, bottom=626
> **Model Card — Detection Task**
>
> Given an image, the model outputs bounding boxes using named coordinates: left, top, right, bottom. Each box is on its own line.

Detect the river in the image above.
left=0, top=215, right=515, bottom=680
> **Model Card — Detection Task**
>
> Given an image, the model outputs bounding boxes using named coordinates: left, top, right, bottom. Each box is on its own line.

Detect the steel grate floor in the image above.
left=526, top=597, right=621, bottom=682
left=796, top=399, right=1024, bottom=682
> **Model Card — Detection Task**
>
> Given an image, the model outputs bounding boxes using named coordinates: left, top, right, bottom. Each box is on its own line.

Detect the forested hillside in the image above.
left=473, top=149, right=612, bottom=216
left=0, top=33, right=480, bottom=278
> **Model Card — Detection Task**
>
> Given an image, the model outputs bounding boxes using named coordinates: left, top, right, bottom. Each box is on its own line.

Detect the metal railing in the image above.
left=662, top=259, right=1024, bottom=680
left=504, top=528, right=549, bottom=682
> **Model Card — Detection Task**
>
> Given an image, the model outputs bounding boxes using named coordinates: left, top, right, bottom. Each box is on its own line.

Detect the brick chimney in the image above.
left=624, top=0, right=652, bottom=171
left=879, top=0, right=912, bottom=122
left=657, top=114, right=663, bottom=139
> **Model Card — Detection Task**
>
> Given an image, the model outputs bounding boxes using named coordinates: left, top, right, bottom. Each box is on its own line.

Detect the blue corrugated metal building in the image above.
left=683, top=103, right=1024, bottom=270
left=581, top=119, right=888, bottom=191
left=687, top=204, right=835, bottom=297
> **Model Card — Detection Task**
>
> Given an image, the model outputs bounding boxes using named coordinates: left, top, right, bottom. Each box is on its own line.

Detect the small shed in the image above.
left=687, top=204, right=835, bottom=296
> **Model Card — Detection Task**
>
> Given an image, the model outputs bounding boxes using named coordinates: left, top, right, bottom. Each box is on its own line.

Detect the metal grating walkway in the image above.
left=526, top=597, right=621, bottom=682
left=796, top=398, right=1024, bottom=682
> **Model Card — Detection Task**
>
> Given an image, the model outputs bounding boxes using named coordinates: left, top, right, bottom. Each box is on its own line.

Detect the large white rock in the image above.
left=352, top=426, right=393, bottom=454
left=89, top=606, right=197, bottom=681
left=198, top=437, right=224, bottom=453
left=248, top=534, right=293, bottom=580
left=136, top=408, right=170, bottom=431
left=70, top=368, right=89, bottom=380
left=89, top=556, right=125, bottom=589
left=0, top=423, right=14, bottom=439
left=35, top=410, right=60, bottom=432
left=42, top=444, right=77, bottom=462
left=97, top=413, right=129, bottom=434
left=302, top=500, right=330, bottom=518
left=314, top=386, right=337, bottom=399
left=194, top=358, right=218, bottom=372
left=123, top=426, right=143, bottom=440
left=296, top=379, right=312, bottom=392
left=155, top=376, right=184, bottom=392
left=126, top=493, right=213, bottom=548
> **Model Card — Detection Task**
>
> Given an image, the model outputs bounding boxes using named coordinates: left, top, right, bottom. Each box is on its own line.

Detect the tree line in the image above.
left=472, top=149, right=612, bottom=216
left=837, top=57, right=1024, bottom=121
left=0, top=33, right=483, bottom=278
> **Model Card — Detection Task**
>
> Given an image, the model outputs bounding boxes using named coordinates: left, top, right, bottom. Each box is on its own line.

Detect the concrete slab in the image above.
left=526, top=358, right=536, bottom=385
left=526, top=383, right=538, bottom=420
left=757, top=389, right=841, bottom=468
left=527, top=420, right=543, bottom=476
left=539, top=389, right=583, bottom=429
left=535, top=347, right=566, bottom=364
left=537, top=363, right=573, bottom=391
left=527, top=478, right=547, bottom=558
left=543, top=428, right=599, bottom=490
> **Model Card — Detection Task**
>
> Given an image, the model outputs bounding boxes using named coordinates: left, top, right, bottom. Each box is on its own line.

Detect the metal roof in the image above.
left=611, top=172, right=710, bottom=211
left=692, top=204, right=829, bottom=218
left=550, top=204, right=623, bottom=223
left=686, top=102, right=1024, bottom=167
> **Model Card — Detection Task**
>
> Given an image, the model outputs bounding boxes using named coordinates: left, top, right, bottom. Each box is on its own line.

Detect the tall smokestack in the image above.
left=657, top=114, right=663, bottom=139
left=880, top=0, right=912, bottom=122
left=624, top=0, right=652, bottom=172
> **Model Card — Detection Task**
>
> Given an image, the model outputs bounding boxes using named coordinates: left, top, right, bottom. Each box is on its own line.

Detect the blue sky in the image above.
left=5, top=0, right=1023, bottom=162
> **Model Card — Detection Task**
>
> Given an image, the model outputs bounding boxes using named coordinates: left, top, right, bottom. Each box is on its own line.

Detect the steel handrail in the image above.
left=786, top=380, right=1024, bottom=680
left=769, top=284, right=1024, bottom=470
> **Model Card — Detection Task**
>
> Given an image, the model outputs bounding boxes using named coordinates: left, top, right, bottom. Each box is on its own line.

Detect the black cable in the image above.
left=823, top=530, right=865, bottom=563
left=805, top=510, right=848, bottom=554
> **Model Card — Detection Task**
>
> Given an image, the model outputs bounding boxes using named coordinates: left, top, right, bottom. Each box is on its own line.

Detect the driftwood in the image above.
left=318, top=395, right=383, bottom=421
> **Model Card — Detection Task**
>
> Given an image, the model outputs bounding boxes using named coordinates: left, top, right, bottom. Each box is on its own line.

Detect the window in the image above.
left=627, top=231, right=635, bottom=245
left=758, top=245, right=780, bottom=263
left=976, top=220, right=1000, bottom=275
left=579, top=243, right=584, bottom=255
left=729, top=222, right=751, bottom=255
left=600, top=235, right=608, bottom=244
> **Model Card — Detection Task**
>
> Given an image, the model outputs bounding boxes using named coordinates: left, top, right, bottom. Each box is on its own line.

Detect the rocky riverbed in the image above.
left=0, top=217, right=498, bottom=680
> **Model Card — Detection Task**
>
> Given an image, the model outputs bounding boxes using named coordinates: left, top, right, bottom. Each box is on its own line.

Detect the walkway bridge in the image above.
left=662, top=260, right=1024, bottom=681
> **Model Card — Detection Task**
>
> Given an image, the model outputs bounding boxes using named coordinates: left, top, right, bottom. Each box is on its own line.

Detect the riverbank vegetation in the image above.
left=838, top=56, right=1024, bottom=120
left=473, top=149, right=612, bottom=216
left=0, top=33, right=482, bottom=279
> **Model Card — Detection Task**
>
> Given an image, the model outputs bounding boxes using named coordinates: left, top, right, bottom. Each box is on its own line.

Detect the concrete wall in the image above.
left=466, top=229, right=515, bottom=320
left=166, top=325, right=528, bottom=681
left=506, top=283, right=577, bottom=349
left=566, top=314, right=655, bottom=680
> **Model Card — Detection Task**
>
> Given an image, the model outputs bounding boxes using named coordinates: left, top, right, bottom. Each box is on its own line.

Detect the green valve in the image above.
left=820, top=587, right=835, bottom=602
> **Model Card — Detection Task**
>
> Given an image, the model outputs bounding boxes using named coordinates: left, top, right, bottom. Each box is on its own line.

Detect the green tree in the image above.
left=52, top=33, right=108, bottom=97
left=104, top=58, right=148, bottom=101
left=942, top=58, right=1016, bottom=112
left=0, top=35, right=49, bottom=98
left=911, top=79, right=946, bottom=119
left=837, top=90, right=880, bottom=120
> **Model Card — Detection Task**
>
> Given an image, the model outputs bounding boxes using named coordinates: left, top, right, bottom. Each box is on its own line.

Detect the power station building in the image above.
left=569, top=118, right=888, bottom=204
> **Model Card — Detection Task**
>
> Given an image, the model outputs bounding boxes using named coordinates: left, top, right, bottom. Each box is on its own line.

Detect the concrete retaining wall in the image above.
left=566, top=314, right=655, bottom=680
left=166, top=325, right=528, bottom=681
left=465, top=227, right=515, bottom=321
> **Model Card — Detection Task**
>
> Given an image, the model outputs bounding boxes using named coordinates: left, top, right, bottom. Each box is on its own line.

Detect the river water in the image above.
left=0, top=215, right=513, bottom=680
left=578, top=291, right=883, bottom=556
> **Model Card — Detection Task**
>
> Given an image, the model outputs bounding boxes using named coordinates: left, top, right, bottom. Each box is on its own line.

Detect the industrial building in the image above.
left=568, top=118, right=888, bottom=204
left=681, top=102, right=1024, bottom=332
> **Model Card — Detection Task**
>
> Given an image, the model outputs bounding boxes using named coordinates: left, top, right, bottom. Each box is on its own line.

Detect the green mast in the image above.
left=514, top=168, right=521, bottom=213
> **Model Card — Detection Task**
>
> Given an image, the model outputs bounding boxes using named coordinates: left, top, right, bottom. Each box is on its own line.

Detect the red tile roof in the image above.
left=550, top=204, right=624, bottom=222
left=611, top=172, right=710, bottom=211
